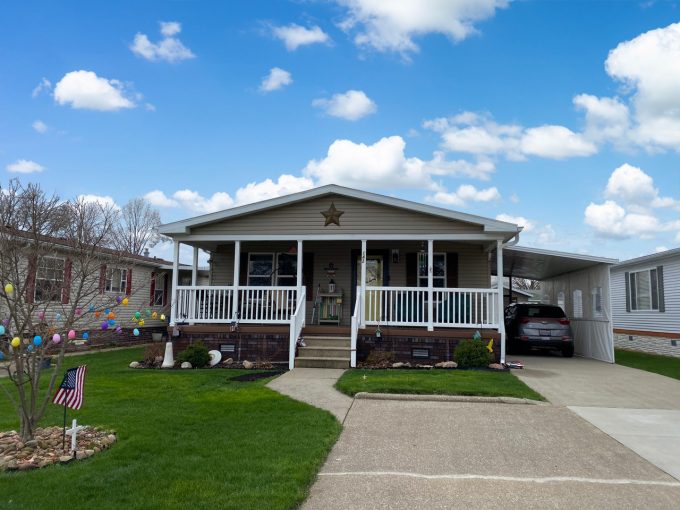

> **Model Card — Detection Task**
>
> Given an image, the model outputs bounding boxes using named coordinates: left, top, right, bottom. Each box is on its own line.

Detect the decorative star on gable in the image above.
left=321, top=202, right=344, bottom=227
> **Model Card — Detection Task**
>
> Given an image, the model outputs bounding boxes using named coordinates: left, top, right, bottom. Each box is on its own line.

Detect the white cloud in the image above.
left=272, top=24, right=330, bottom=51
left=312, top=90, right=377, bottom=121
left=584, top=200, right=663, bottom=239
left=144, top=190, right=179, bottom=208
left=429, top=185, right=500, bottom=207
left=573, top=94, right=630, bottom=144
left=495, top=214, right=534, bottom=232
left=604, top=163, right=679, bottom=210
left=6, top=159, right=45, bottom=174
left=519, top=125, right=597, bottom=159
left=335, top=0, right=508, bottom=57
left=655, top=246, right=669, bottom=253
left=130, top=21, right=195, bottom=63
left=53, top=70, right=136, bottom=111
left=144, top=189, right=234, bottom=214
left=234, top=175, right=315, bottom=205
left=32, top=77, right=51, bottom=98
left=425, top=113, right=596, bottom=160
left=77, top=194, right=120, bottom=210
left=259, top=67, right=292, bottom=92
left=32, top=120, right=48, bottom=134
left=604, top=22, right=680, bottom=151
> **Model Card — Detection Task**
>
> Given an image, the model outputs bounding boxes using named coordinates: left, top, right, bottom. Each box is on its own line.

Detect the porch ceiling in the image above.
left=491, top=245, right=618, bottom=281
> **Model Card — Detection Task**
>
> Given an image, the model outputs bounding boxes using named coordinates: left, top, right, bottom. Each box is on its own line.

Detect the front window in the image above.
left=275, top=253, right=297, bottom=286
left=418, top=253, right=446, bottom=288
left=35, top=256, right=64, bottom=302
left=629, top=269, right=660, bottom=311
left=248, top=254, right=274, bottom=286
left=592, top=287, right=603, bottom=317
left=105, top=268, right=127, bottom=293
left=153, top=273, right=165, bottom=305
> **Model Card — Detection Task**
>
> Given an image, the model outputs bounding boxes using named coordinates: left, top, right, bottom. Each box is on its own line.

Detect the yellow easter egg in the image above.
left=11, top=337, right=20, bottom=348
left=4, top=283, right=14, bottom=294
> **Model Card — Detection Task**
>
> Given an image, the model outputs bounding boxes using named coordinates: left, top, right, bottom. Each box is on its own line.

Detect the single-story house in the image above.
left=159, top=185, right=619, bottom=368
left=611, top=247, right=680, bottom=358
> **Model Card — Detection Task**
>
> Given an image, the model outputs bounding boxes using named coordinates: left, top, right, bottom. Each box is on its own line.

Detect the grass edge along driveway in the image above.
left=335, top=368, right=545, bottom=400
left=0, top=347, right=342, bottom=510
left=615, top=348, right=680, bottom=381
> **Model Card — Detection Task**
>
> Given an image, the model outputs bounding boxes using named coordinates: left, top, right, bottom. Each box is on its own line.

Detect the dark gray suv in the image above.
left=504, top=303, right=574, bottom=357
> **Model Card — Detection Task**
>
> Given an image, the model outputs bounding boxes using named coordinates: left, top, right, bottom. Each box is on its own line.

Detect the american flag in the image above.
left=53, top=365, right=87, bottom=410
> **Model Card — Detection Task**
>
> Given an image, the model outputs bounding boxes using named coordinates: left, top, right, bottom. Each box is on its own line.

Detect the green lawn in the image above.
left=615, top=348, right=680, bottom=381
left=335, top=368, right=544, bottom=400
left=0, top=348, right=341, bottom=510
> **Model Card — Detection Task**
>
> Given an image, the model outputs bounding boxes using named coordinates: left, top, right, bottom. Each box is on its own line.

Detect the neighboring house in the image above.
left=491, top=277, right=537, bottom=307
left=611, top=248, right=680, bottom=358
left=160, top=184, right=522, bottom=369
left=0, top=232, right=181, bottom=344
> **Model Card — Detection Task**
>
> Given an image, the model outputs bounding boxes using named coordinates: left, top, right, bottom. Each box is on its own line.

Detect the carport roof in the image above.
left=491, top=245, right=618, bottom=281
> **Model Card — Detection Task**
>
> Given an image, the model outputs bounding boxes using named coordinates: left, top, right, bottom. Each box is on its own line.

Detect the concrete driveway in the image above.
left=302, top=398, right=680, bottom=509
left=514, top=355, right=680, bottom=480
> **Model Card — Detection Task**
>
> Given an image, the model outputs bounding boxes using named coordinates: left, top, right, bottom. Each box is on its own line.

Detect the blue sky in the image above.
left=1, top=0, right=679, bottom=263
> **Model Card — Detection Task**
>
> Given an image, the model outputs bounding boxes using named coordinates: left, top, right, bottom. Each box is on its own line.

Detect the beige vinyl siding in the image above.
left=207, top=240, right=491, bottom=325
left=190, top=195, right=485, bottom=236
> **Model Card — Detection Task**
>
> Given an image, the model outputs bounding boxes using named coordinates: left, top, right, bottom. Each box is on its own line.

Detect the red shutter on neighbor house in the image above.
left=61, top=259, right=72, bottom=304
left=149, top=272, right=156, bottom=306
left=162, top=273, right=169, bottom=306
left=26, top=255, right=38, bottom=304
left=99, top=264, right=106, bottom=294
left=126, top=268, right=132, bottom=296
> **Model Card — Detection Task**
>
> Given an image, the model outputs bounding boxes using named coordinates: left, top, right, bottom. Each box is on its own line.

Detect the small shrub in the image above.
left=364, top=350, right=395, bottom=366
left=178, top=341, right=211, bottom=368
left=143, top=343, right=165, bottom=366
left=454, top=339, right=493, bottom=368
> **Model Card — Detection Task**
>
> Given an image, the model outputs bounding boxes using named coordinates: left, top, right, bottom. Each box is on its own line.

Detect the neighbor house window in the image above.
left=105, top=268, right=127, bottom=293
left=248, top=254, right=274, bottom=286
left=275, top=253, right=297, bottom=286
left=591, top=287, right=603, bottom=318
left=417, top=253, right=446, bottom=288
left=35, top=256, right=65, bottom=302
left=153, top=273, right=165, bottom=306
left=572, top=290, right=583, bottom=318
left=628, top=269, right=661, bottom=311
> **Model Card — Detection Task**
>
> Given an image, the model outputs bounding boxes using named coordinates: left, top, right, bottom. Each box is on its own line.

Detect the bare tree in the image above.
left=512, top=278, right=541, bottom=291
left=114, top=197, right=161, bottom=255
left=0, top=180, right=127, bottom=441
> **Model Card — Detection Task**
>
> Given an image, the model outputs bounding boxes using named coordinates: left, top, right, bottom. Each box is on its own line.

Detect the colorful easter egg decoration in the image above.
left=0, top=325, right=5, bottom=335
left=116, top=296, right=122, bottom=304
left=108, top=312, right=115, bottom=320
left=95, top=311, right=100, bottom=318
left=67, top=330, right=76, bottom=340
left=101, top=322, right=108, bottom=330
left=37, top=311, right=45, bottom=321
left=152, top=311, right=158, bottom=319
left=160, top=314, right=166, bottom=321
left=133, top=328, right=140, bottom=336
left=138, top=319, right=145, bottom=327
left=83, top=332, right=89, bottom=340
left=11, top=337, right=21, bottom=348
left=4, top=283, right=14, bottom=294
left=122, top=297, right=129, bottom=305
left=52, top=334, right=61, bottom=344
left=76, top=308, right=83, bottom=316
left=33, top=335, right=42, bottom=346
left=134, top=311, right=141, bottom=320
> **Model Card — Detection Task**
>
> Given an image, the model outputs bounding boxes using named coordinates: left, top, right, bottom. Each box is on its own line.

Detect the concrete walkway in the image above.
left=515, top=355, right=680, bottom=481
left=266, top=368, right=353, bottom=422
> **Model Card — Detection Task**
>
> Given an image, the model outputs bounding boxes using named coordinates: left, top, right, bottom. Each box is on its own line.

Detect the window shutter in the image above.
left=624, top=272, right=631, bottom=312
left=446, top=253, right=459, bottom=288
left=99, top=264, right=107, bottom=294
left=406, top=253, right=417, bottom=287
left=239, top=252, right=249, bottom=286
left=657, top=266, right=665, bottom=313
left=126, top=268, right=132, bottom=296
left=61, top=259, right=72, bottom=304
left=149, top=272, right=156, bottom=306
left=630, top=272, right=637, bottom=310
left=25, top=255, right=38, bottom=304
left=303, top=253, right=314, bottom=301
left=163, top=273, right=169, bottom=306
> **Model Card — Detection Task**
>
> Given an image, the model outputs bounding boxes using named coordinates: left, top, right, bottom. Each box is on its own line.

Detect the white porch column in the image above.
left=296, top=240, right=303, bottom=295
left=169, top=240, right=180, bottom=325
left=496, top=240, right=506, bottom=364
left=360, top=239, right=367, bottom=328
left=191, top=247, right=199, bottom=286
left=427, top=239, right=434, bottom=331
left=233, top=241, right=241, bottom=320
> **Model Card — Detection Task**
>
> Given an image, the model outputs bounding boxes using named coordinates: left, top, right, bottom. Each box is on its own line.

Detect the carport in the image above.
left=492, top=245, right=618, bottom=363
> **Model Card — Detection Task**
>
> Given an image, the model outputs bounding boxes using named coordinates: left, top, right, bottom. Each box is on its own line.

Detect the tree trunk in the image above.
left=20, top=414, right=38, bottom=442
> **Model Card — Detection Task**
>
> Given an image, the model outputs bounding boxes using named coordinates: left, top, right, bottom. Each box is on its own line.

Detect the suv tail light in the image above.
left=559, top=318, right=571, bottom=325
left=520, top=318, right=530, bottom=324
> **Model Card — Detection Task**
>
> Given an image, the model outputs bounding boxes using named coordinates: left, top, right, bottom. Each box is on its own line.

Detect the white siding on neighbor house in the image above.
left=206, top=240, right=491, bottom=325
left=611, top=255, right=680, bottom=334
left=190, top=194, right=486, bottom=236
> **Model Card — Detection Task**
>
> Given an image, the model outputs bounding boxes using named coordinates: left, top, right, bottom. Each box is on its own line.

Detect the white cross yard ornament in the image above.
left=65, top=419, right=85, bottom=452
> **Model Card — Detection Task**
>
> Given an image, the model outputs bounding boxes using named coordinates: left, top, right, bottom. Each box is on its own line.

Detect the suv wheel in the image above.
left=562, top=345, right=574, bottom=358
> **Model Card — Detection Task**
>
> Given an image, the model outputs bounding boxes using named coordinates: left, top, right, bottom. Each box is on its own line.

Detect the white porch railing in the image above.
left=175, top=286, right=298, bottom=324
left=350, top=287, right=362, bottom=368
left=289, top=288, right=306, bottom=370
left=364, top=286, right=499, bottom=328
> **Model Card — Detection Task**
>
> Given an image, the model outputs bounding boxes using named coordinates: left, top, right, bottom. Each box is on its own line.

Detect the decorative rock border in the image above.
left=0, top=426, right=116, bottom=471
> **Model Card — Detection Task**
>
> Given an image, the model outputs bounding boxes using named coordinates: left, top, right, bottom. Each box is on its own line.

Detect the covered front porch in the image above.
left=168, top=236, right=508, bottom=369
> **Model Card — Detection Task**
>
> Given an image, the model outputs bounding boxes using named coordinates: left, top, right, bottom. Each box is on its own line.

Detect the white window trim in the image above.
left=275, top=253, right=297, bottom=286
left=105, top=267, right=127, bottom=294
left=153, top=273, right=165, bottom=306
left=572, top=289, right=583, bottom=319
left=247, top=253, right=275, bottom=286
left=628, top=267, right=660, bottom=312
left=417, top=252, right=446, bottom=288
left=35, top=255, right=65, bottom=302
left=247, top=252, right=298, bottom=287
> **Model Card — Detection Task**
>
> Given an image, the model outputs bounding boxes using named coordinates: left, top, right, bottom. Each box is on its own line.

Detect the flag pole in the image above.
left=62, top=401, right=67, bottom=452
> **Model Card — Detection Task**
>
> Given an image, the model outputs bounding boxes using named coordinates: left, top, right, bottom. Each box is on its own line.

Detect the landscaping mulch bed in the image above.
left=229, top=371, right=283, bottom=382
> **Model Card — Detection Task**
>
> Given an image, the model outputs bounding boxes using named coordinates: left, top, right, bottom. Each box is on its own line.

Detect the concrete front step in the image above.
left=298, top=346, right=351, bottom=358
left=295, top=356, right=350, bottom=369
left=301, top=336, right=351, bottom=348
